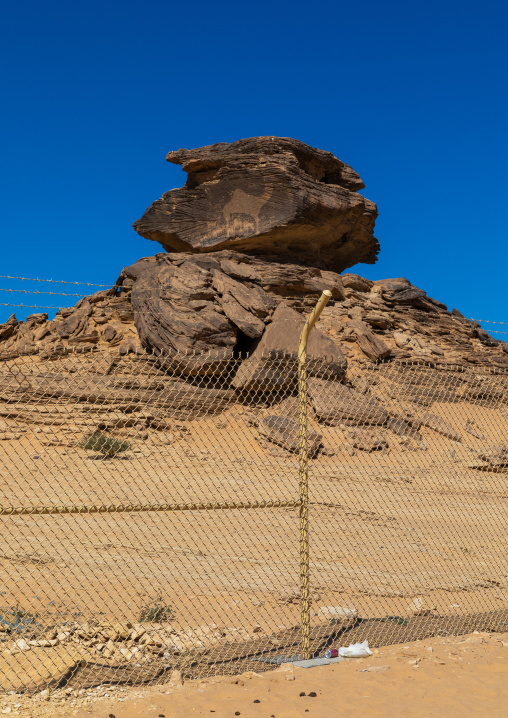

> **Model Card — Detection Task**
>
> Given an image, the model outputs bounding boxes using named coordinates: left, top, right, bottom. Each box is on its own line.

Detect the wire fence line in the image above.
left=0, top=276, right=507, bottom=332
left=0, top=289, right=90, bottom=297
left=0, top=307, right=507, bottom=696
left=1, top=303, right=76, bottom=310
left=0, top=275, right=114, bottom=287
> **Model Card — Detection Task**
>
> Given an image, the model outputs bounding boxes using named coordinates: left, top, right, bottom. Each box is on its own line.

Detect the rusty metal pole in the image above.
left=298, top=290, right=332, bottom=659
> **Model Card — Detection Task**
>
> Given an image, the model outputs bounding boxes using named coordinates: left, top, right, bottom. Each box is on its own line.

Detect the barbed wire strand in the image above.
left=470, top=319, right=508, bottom=325
left=0, top=288, right=88, bottom=297
left=0, top=275, right=113, bottom=287
left=1, top=302, right=507, bottom=335
left=0, top=303, right=65, bottom=310
left=1, top=278, right=506, bottom=324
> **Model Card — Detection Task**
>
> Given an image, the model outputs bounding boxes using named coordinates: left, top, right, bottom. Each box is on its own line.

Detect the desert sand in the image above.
left=1, top=351, right=507, bottom=701
left=0, top=631, right=506, bottom=717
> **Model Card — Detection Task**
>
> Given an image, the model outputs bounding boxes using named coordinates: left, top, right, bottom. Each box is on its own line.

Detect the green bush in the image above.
left=0, top=605, right=39, bottom=632
left=139, top=598, right=175, bottom=623
left=80, top=431, right=131, bottom=458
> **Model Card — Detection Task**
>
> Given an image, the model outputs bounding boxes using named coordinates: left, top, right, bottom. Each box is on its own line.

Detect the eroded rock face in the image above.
left=232, top=305, right=348, bottom=392
left=119, top=252, right=347, bottom=375
left=1, top=254, right=506, bottom=377
left=0, top=257, right=506, bottom=462
left=133, top=137, right=379, bottom=273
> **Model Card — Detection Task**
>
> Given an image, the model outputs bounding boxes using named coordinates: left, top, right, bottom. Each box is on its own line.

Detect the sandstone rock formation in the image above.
left=1, top=258, right=506, bottom=457
left=1, top=255, right=507, bottom=376
left=117, top=251, right=346, bottom=376
left=133, top=137, right=379, bottom=273
left=1, top=137, right=507, bottom=461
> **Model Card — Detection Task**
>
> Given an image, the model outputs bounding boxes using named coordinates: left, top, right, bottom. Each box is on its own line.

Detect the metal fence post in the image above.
left=298, top=290, right=332, bottom=660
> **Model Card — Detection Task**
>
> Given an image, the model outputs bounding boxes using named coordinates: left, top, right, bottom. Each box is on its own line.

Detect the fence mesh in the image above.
left=0, top=344, right=507, bottom=694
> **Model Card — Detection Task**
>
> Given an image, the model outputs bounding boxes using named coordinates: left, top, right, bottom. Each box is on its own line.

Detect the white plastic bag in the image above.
left=338, top=640, right=372, bottom=658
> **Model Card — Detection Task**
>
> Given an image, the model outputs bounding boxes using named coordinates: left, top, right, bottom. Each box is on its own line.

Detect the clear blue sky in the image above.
left=1, top=0, right=507, bottom=332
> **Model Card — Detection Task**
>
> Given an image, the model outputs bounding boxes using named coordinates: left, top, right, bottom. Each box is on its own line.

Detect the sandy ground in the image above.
left=1, top=354, right=508, bottom=694
left=2, top=401, right=508, bottom=628
left=0, top=631, right=506, bottom=718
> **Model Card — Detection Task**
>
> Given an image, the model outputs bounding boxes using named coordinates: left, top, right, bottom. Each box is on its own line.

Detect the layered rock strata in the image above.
left=1, top=136, right=507, bottom=462
left=133, top=137, right=379, bottom=273
left=1, top=255, right=505, bottom=373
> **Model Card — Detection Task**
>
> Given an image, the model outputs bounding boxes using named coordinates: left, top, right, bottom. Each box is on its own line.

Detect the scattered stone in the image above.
left=257, top=415, right=322, bottom=457
left=419, top=413, right=462, bottom=442
left=356, top=331, right=392, bottom=361
left=169, top=669, right=183, bottom=686
left=342, top=275, right=373, bottom=292
left=464, top=421, right=485, bottom=440
left=317, top=606, right=358, bottom=623
left=13, top=639, right=30, bottom=652
left=309, top=379, right=390, bottom=426
left=408, top=597, right=433, bottom=616
left=388, top=417, right=422, bottom=439
left=345, top=428, right=388, bottom=452
left=475, top=444, right=508, bottom=470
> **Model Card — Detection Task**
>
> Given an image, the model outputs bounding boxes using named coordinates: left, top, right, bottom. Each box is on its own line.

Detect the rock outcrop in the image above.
left=232, top=304, right=348, bottom=392
left=1, top=137, right=507, bottom=461
left=309, top=378, right=390, bottom=426
left=1, top=255, right=507, bottom=375
left=118, top=251, right=346, bottom=376
left=133, top=137, right=379, bottom=273
left=1, top=256, right=506, bottom=458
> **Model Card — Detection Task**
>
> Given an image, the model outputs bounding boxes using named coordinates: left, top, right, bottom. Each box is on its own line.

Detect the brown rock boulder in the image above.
left=258, top=415, right=322, bottom=457
left=341, top=274, right=373, bottom=292
left=356, top=331, right=392, bottom=361
left=388, top=417, right=422, bottom=439
left=477, top=444, right=508, bottom=468
left=123, top=254, right=239, bottom=374
left=309, top=378, right=390, bottom=426
left=0, top=323, right=15, bottom=341
left=133, top=136, right=379, bottom=273
left=420, top=413, right=462, bottom=442
left=232, top=305, right=348, bottom=392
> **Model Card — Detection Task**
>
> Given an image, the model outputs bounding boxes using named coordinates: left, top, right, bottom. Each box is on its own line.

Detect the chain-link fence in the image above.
left=1, top=331, right=507, bottom=693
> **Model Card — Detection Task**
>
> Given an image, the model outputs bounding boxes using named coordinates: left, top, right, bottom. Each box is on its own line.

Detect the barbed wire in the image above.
left=0, top=288, right=88, bottom=297
left=470, top=319, right=508, bottom=325
left=0, top=285, right=506, bottom=336
left=0, top=303, right=65, bottom=310
left=0, top=275, right=113, bottom=287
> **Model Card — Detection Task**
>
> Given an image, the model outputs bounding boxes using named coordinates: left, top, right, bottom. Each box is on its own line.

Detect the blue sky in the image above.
left=1, top=0, right=507, bottom=334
